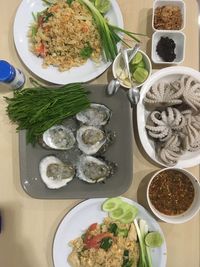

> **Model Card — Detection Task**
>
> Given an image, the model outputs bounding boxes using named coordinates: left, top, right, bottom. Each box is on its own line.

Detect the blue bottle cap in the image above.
left=0, top=60, right=16, bottom=83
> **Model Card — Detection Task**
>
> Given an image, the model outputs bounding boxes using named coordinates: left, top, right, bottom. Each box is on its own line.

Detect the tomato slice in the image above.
left=84, top=232, right=113, bottom=249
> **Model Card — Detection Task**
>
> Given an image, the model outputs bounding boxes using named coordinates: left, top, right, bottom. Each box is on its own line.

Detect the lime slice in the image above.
left=133, top=67, right=149, bottom=83
left=95, top=0, right=111, bottom=14
left=120, top=207, right=138, bottom=223
left=145, top=232, right=164, bottom=248
left=102, top=198, right=122, bottom=212
left=130, top=52, right=143, bottom=65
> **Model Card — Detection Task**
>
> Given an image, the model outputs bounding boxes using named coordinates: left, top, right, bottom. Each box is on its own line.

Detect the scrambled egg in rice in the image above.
left=29, top=0, right=101, bottom=71
left=68, top=217, right=139, bottom=267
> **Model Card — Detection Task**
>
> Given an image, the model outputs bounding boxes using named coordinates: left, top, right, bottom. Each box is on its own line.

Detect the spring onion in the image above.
left=78, top=0, right=143, bottom=61
left=4, top=82, right=90, bottom=145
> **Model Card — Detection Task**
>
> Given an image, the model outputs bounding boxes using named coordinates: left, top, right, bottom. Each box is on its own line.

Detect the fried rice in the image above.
left=29, top=0, right=101, bottom=71
left=68, top=217, right=139, bottom=267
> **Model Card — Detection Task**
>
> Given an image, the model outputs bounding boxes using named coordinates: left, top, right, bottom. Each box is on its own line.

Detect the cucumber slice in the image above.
left=120, top=206, right=138, bottom=223
left=102, top=198, right=122, bottom=212
left=109, top=204, right=126, bottom=219
left=95, top=0, right=111, bottom=14
left=145, top=232, right=164, bottom=248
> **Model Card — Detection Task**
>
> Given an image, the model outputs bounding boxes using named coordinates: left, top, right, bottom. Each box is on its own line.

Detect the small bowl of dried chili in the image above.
left=152, top=0, right=186, bottom=31
left=147, top=168, right=200, bottom=223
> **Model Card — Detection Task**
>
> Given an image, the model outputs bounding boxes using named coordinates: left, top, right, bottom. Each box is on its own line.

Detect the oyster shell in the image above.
left=77, top=155, right=113, bottom=183
left=76, top=103, right=111, bottom=126
left=39, top=156, right=75, bottom=189
left=76, top=125, right=106, bottom=155
left=42, top=125, right=76, bottom=150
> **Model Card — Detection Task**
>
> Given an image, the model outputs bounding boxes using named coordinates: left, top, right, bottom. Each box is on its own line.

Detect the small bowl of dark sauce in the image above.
left=147, top=168, right=200, bottom=223
left=151, top=31, right=185, bottom=64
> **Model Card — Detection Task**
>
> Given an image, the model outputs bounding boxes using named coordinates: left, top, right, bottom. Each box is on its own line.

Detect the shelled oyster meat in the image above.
left=76, top=103, right=111, bottom=126
left=42, top=125, right=76, bottom=150
left=76, top=125, right=107, bottom=155
left=39, top=156, right=75, bottom=189
left=76, top=155, right=114, bottom=183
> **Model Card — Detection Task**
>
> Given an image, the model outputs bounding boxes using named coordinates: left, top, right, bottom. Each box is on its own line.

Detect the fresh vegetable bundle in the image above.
left=4, top=83, right=90, bottom=145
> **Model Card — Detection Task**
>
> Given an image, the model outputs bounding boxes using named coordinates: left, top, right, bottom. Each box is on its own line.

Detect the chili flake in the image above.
left=149, top=170, right=195, bottom=215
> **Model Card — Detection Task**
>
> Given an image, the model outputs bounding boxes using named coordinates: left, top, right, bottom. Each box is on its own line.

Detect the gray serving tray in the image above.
left=19, top=84, right=133, bottom=199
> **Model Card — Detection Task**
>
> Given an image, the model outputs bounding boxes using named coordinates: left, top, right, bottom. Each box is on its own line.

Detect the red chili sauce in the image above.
left=149, top=170, right=195, bottom=215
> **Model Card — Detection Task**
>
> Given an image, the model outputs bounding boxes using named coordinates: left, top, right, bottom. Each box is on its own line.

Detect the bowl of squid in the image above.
left=137, top=66, right=200, bottom=168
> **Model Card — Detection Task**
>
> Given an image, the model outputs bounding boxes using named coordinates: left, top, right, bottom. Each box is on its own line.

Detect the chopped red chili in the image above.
left=149, top=170, right=195, bottom=215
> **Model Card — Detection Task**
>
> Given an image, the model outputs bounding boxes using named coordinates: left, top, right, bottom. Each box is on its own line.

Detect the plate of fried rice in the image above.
left=53, top=198, right=167, bottom=267
left=13, top=0, right=123, bottom=84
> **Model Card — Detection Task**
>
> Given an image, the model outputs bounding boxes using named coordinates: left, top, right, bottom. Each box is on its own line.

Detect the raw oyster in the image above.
left=42, top=125, right=76, bottom=150
left=76, top=125, right=107, bottom=155
left=76, top=103, right=111, bottom=126
left=39, top=156, right=75, bottom=189
left=77, top=155, right=113, bottom=183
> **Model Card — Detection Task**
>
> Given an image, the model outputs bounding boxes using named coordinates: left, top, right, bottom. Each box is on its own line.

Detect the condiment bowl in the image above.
left=152, top=0, right=186, bottom=31
left=147, top=167, right=200, bottom=224
left=112, top=49, right=152, bottom=89
left=151, top=31, right=185, bottom=64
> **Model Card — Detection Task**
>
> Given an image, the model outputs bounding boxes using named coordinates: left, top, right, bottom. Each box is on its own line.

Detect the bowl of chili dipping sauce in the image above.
left=147, top=168, right=200, bottom=224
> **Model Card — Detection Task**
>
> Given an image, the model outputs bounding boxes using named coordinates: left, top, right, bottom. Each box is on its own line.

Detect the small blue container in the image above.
left=0, top=60, right=25, bottom=89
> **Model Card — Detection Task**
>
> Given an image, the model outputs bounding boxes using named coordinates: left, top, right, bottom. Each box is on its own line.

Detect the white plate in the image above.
left=53, top=198, right=167, bottom=267
left=137, top=66, right=200, bottom=168
left=13, top=0, right=123, bottom=84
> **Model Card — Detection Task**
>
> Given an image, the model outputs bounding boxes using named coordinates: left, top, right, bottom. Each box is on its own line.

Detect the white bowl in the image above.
left=137, top=66, right=200, bottom=168
left=151, top=31, right=185, bottom=64
left=112, top=49, right=152, bottom=89
left=147, top=168, right=200, bottom=224
left=152, top=0, right=186, bottom=31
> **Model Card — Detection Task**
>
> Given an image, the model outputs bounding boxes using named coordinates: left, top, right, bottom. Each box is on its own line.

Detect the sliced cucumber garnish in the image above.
left=102, top=197, right=122, bottom=212
left=120, top=206, right=138, bottom=223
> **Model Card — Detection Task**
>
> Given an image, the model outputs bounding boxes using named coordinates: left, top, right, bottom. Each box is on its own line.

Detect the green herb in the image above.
left=43, top=12, right=53, bottom=22
left=80, top=43, right=93, bottom=59
left=122, top=250, right=133, bottom=267
left=117, top=228, right=129, bottom=237
left=31, top=26, right=37, bottom=37
left=100, top=237, right=113, bottom=251
left=4, top=82, right=90, bottom=145
left=78, top=0, right=143, bottom=61
left=108, top=223, right=118, bottom=236
left=66, top=0, right=74, bottom=5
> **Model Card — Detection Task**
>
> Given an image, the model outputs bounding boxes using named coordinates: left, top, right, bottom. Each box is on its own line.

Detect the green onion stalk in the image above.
left=78, top=0, right=145, bottom=61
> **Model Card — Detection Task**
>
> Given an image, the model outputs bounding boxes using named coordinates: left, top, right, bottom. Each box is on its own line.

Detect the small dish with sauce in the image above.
left=147, top=168, right=200, bottom=224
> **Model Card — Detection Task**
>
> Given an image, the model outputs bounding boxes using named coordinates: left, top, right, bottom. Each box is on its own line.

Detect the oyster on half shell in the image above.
left=76, top=103, right=111, bottom=126
left=39, top=156, right=75, bottom=189
left=42, top=125, right=76, bottom=150
left=77, top=155, right=114, bottom=183
left=76, top=125, right=107, bottom=155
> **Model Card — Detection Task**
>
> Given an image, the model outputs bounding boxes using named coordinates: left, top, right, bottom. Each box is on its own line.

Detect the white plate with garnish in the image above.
left=53, top=198, right=167, bottom=267
left=137, top=66, right=200, bottom=168
left=13, top=0, right=123, bottom=84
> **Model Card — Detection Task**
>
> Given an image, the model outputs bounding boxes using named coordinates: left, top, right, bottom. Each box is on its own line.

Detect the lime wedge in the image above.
left=145, top=232, right=164, bottom=248
left=102, top=198, right=122, bottom=212
left=133, top=67, right=149, bottom=83
left=120, top=207, right=138, bottom=223
left=95, top=0, right=111, bottom=14
left=130, top=52, right=143, bottom=65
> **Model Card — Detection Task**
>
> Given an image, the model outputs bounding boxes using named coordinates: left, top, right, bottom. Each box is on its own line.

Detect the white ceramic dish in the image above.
left=147, top=168, right=200, bottom=224
left=53, top=198, right=167, bottom=267
left=13, top=0, right=123, bottom=84
left=151, top=31, right=185, bottom=64
left=112, top=49, right=152, bottom=89
left=152, top=0, right=186, bottom=31
left=137, top=66, right=200, bottom=168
